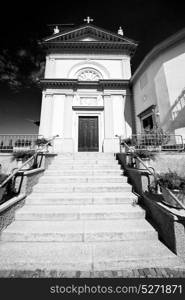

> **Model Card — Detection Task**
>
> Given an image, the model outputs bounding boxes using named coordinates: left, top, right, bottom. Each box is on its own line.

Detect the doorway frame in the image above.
left=78, top=116, right=99, bottom=152
left=73, top=109, right=104, bottom=152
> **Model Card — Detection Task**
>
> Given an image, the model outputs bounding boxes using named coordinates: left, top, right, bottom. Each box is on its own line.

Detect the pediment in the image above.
left=44, top=25, right=137, bottom=45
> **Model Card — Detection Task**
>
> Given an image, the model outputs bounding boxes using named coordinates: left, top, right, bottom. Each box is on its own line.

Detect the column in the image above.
left=51, top=94, right=65, bottom=137
left=104, top=95, right=114, bottom=138
left=103, top=94, right=119, bottom=152
left=45, top=57, right=55, bottom=78
left=39, top=92, right=53, bottom=138
left=62, top=94, right=74, bottom=152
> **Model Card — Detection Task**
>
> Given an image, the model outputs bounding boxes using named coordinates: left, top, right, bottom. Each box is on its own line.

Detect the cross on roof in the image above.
left=84, top=16, right=94, bottom=24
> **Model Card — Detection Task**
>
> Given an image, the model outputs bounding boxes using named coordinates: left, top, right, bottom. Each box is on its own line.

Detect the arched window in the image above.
left=77, top=68, right=102, bottom=81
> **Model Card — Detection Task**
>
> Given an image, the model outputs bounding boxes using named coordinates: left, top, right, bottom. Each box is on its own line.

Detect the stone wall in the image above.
left=0, top=153, right=56, bottom=233
left=142, top=193, right=185, bottom=258
left=116, top=153, right=185, bottom=258
left=0, top=154, right=17, bottom=174
left=0, top=195, right=25, bottom=233
left=149, top=152, right=185, bottom=176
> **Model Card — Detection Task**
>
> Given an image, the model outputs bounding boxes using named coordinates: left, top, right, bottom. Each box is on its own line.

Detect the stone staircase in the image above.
left=0, top=153, right=183, bottom=276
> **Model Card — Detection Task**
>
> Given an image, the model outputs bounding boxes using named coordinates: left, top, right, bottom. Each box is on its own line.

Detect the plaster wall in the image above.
left=132, top=39, right=185, bottom=136
left=45, top=54, right=131, bottom=80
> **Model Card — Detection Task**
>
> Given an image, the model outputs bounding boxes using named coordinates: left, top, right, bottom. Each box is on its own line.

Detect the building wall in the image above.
left=39, top=88, right=132, bottom=152
left=44, top=54, right=131, bottom=80
left=132, top=38, right=185, bottom=138
left=40, top=51, right=133, bottom=152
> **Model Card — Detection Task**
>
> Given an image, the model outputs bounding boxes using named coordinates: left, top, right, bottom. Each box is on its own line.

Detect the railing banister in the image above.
left=120, top=137, right=185, bottom=210
left=0, top=135, right=58, bottom=189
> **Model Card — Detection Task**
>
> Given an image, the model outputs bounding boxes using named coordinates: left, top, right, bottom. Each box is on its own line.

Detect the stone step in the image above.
left=39, top=176, right=127, bottom=184
left=14, top=204, right=145, bottom=220
left=1, top=219, right=157, bottom=242
left=54, top=157, right=116, bottom=162
left=0, top=240, right=181, bottom=272
left=52, top=160, right=117, bottom=165
left=48, top=164, right=121, bottom=170
left=33, top=183, right=131, bottom=193
left=26, top=192, right=137, bottom=205
left=44, top=170, right=123, bottom=176
left=57, top=153, right=115, bottom=158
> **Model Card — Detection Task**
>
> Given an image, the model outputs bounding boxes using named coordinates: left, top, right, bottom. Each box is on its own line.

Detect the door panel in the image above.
left=78, top=117, right=99, bottom=151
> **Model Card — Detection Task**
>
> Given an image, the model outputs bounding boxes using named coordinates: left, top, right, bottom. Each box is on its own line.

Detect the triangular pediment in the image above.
left=44, top=25, right=137, bottom=45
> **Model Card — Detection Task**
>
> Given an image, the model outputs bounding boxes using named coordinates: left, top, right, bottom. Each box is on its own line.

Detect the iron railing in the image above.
left=0, top=135, right=58, bottom=203
left=171, top=87, right=185, bottom=121
left=121, top=134, right=184, bottom=151
left=0, top=134, right=44, bottom=152
left=121, top=140, right=185, bottom=210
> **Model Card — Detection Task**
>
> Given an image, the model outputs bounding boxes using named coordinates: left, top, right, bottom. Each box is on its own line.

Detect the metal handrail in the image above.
left=122, top=140, right=185, bottom=210
left=0, top=135, right=58, bottom=189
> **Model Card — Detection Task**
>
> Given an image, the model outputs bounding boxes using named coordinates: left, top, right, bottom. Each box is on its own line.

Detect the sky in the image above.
left=0, top=0, right=185, bottom=134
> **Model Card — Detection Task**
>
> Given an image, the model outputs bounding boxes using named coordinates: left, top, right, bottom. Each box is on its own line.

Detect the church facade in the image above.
left=39, top=21, right=137, bottom=152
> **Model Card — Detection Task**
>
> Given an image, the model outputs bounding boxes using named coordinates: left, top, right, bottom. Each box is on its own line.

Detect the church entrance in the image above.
left=78, top=116, right=99, bottom=151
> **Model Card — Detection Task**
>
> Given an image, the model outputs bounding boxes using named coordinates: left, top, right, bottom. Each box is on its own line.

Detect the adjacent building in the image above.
left=131, top=28, right=185, bottom=140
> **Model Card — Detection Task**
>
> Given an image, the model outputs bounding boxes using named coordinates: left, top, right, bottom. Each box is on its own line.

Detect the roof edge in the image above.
left=131, top=27, right=185, bottom=83
left=43, top=24, right=138, bottom=46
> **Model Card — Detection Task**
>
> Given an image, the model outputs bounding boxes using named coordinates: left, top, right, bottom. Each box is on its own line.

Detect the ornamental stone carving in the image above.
left=77, top=68, right=102, bottom=81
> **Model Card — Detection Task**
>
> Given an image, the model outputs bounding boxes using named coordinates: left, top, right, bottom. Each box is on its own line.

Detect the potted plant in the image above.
left=121, top=137, right=132, bottom=146
left=141, top=127, right=170, bottom=150
left=12, top=150, right=36, bottom=170
left=35, top=138, right=51, bottom=152
left=0, top=173, right=8, bottom=203
left=133, top=150, right=155, bottom=168
left=157, top=170, right=185, bottom=208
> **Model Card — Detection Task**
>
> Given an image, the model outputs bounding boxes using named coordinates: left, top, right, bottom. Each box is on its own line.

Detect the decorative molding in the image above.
left=77, top=68, right=102, bottom=81
left=68, top=61, right=109, bottom=79
left=72, top=106, right=104, bottom=111
left=40, top=78, right=130, bottom=90
left=137, top=104, right=156, bottom=118
left=44, top=24, right=138, bottom=45
left=45, top=42, right=136, bottom=56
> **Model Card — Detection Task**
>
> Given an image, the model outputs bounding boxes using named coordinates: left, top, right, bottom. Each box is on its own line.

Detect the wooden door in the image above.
left=78, top=116, right=99, bottom=151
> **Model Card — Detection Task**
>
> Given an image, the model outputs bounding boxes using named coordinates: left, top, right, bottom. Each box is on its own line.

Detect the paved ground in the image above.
left=0, top=268, right=185, bottom=278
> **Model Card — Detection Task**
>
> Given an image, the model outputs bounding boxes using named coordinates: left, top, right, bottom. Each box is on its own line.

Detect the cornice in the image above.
left=40, top=78, right=130, bottom=91
left=44, top=42, right=136, bottom=57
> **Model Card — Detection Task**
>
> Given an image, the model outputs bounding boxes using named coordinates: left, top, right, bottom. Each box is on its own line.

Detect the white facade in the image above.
left=132, top=29, right=185, bottom=139
left=39, top=24, right=137, bottom=152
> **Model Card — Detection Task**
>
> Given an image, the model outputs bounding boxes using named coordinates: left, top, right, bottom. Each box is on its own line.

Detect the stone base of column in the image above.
left=103, top=138, right=120, bottom=153
left=53, top=138, right=74, bottom=153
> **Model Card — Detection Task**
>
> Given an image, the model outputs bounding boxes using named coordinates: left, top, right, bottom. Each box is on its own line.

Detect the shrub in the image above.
left=35, top=138, right=51, bottom=146
left=0, top=173, right=16, bottom=204
left=133, top=149, right=156, bottom=160
left=157, top=170, right=185, bottom=193
left=12, top=150, right=35, bottom=161
left=0, top=173, right=8, bottom=185
left=142, top=127, right=170, bottom=146
left=121, top=137, right=132, bottom=146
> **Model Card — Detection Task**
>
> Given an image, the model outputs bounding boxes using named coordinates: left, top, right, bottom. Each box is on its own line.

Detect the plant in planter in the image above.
left=133, top=150, right=156, bottom=168
left=141, top=127, right=170, bottom=149
left=12, top=150, right=36, bottom=170
left=121, top=137, right=135, bottom=158
left=35, top=138, right=51, bottom=152
left=157, top=170, right=185, bottom=208
left=0, top=173, right=16, bottom=204
left=121, top=137, right=132, bottom=146
left=0, top=173, right=9, bottom=203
